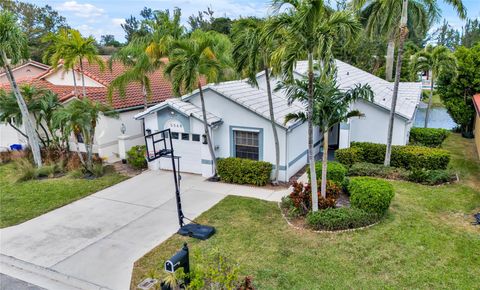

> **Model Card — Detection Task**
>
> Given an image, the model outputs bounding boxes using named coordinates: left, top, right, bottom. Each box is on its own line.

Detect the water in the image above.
left=413, top=103, right=457, bottom=129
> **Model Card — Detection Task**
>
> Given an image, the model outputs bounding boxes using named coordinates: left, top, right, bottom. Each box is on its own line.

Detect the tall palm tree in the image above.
left=164, top=30, right=233, bottom=177
left=53, top=98, right=117, bottom=173
left=280, top=69, right=374, bottom=199
left=0, top=11, right=42, bottom=167
left=265, top=0, right=361, bottom=211
left=411, top=45, right=455, bottom=127
left=353, top=0, right=440, bottom=81
left=44, top=29, right=104, bottom=98
left=232, top=18, right=281, bottom=184
left=382, top=0, right=465, bottom=166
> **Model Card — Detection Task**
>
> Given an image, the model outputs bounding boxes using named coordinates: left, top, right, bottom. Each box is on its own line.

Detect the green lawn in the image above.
left=0, top=163, right=127, bottom=228
left=422, top=90, right=444, bottom=108
left=131, top=134, right=480, bottom=289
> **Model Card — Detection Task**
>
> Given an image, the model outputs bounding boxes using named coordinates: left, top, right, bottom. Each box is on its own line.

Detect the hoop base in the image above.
left=178, top=224, right=215, bottom=240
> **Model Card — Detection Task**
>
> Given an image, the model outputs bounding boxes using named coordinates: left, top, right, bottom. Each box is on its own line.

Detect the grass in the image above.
left=0, top=163, right=127, bottom=228
left=131, top=134, right=480, bottom=289
left=422, top=90, right=444, bottom=108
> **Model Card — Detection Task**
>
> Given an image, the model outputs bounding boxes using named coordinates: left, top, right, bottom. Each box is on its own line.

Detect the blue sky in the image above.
left=27, top=0, right=480, bottom=41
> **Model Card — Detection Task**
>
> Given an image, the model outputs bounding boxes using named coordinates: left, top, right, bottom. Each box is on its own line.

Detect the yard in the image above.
left=0, top=163, right=127, bottom=228
left=131, top=133, right=480, bottom=289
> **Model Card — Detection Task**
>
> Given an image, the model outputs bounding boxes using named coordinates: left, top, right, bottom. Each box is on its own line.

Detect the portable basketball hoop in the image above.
left=144, top=128, right=215, bottom=240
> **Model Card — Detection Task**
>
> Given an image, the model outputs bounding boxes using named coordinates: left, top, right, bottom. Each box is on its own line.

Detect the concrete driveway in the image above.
left=0, top=170, right=287, bottom=290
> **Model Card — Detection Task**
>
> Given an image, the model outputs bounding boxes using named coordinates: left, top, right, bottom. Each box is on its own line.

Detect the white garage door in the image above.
left=159, top=134, right=202, bottom=174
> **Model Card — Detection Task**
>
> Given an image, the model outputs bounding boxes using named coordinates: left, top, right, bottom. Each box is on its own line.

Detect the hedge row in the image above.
left=409, top=127, right=450, bottom=147
left=348, top=177, right=394, bottom=216
left=306, top=207, right=378, bottom=231
left=335, top=142, right=450, bottom=170
left=307, top=161, right=347, bottom=184
left=217, top=157, right=272, bottom=186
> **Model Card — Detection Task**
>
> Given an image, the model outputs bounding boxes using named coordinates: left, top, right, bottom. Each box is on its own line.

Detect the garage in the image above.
left=158, top=133, right=203, bottom=174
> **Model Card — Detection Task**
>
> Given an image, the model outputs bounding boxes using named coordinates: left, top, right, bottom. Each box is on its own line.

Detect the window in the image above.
left=75, top=132, right=84, bottom=143
left=234, top=130, right=259, bottom=160
left=181, top=133, right=189, bottom=140
left=171, top=132, right=179, bottom=139
left=192, top=134, right=200, bottom=142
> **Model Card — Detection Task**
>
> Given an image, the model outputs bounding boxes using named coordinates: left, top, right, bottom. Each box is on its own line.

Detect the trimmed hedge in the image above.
left=127, top=145, right=147, bottom=169
left=307, top=161, right=347, bottom=184
left=348, top=177, right=394, bottom=215
left=348, top=142, right=450, bottom=170
left=409, top=127, right=450, bottom=147
left=334, top=147, right=363, bottom=167
left=306, top=207, right=378, bottom=231
left=217, top=157, right=272, bottom=186
left=348, top=162, right=409, bottom=180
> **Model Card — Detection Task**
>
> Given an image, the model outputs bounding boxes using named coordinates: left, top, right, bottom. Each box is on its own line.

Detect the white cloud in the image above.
left=56, top=1, right=105, bottom=18
left=112, top=18, right=126, bottom=26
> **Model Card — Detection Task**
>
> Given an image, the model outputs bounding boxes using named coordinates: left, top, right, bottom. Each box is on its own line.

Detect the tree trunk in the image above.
left=385, top=0, right=408, bottom=166
left=198, top=82, right=217, bottom=177
left=264, top=66, right=280, bottom=185
left=142, top=83, right=148, bottom=111
left=424, top=73, right=434, bottom=128
left=385, top=39, right=395, bottom=82
left=320, top=130, right=329, bottom=199
left=73, top=132, right=86, bottom=169
left=80, top=58, right=87, bottom=97
left=72, top=69, right=78, bottom=97
left=86, top=127, right=95, bottom=172
left=2, top=51, right=42, bottom=167
left=307, top=52, right=318, bottom=212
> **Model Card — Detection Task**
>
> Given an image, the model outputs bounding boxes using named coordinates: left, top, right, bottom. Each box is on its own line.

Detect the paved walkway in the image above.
left=0, top=170, right=288, bottom=290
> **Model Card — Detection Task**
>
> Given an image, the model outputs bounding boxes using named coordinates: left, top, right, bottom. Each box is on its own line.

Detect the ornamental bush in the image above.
left=350, top=142, right=450, bottom=170
left=348, top=162, right=409, bottom=180
left=126, top=145, right=147, bottom=169
left=409, top=127, right=450, bottom=147
left=306, top=207, right=378, bottom=231
left=407, top=169, right=456, bottom=185
left=348, top=177, right=394, bottom=215
left=307, top=161, right=347, bottom=184
left=334, top=147, right=363, bottom=166
left=217, top=157, right=272, bottom=186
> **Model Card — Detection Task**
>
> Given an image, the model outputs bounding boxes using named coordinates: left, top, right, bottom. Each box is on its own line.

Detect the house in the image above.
left=0, top=57, right=174, bottom=160
left=474, top=94, right=480, bottom=158
left=134, top=60, right=422, bottom=182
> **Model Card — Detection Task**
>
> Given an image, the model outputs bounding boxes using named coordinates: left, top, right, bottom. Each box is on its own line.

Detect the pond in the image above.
left=413, top=103, right=457, bottom=129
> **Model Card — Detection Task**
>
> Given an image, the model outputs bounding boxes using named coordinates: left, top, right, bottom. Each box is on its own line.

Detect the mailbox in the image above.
left=165, top=243, right=190, bottom=278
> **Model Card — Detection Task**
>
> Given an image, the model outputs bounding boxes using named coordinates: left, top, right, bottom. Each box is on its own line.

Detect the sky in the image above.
left=26, top=0, right=480, bottom=42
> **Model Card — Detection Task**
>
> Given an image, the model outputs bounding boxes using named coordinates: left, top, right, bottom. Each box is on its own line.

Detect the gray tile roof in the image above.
left=292, top=59, right=421, bottom=119
left=134, top=98, right=222, bottom=125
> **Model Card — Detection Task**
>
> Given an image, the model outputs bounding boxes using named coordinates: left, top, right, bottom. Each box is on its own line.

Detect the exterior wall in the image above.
left=475, top=114, right=480, bottom=159
left=0, top=65, right=47, bottom=85
left=45, top=69, right=103, bottom=87
left=350, top=99, right=409, bottom=145
left=0, top=123, right=27, bottom=151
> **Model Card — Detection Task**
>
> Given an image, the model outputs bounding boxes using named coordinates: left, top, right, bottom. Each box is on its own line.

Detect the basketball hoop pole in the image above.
left=168, top=131, right=185, bottom=228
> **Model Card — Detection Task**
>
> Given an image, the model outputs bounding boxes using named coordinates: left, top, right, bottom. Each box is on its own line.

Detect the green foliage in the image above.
left=307, top=161, right=347, bottom=184
left=306, top=207, right=378, bottom=231
left=350, top=142, right=450, bottom=170
left=13, top=158, right=37, bottom=182
left=334, top=147, right=363, bottom=166
left=348, top=177, right=394, bottom=215
left=126, top=145, right=147, bottom=169
left=217, top=158, right=272, bottom=186
left=409, top=127, right=450, bottom=147
left=407, top=169, right=457, bottom=185
left=348, top=162, right=409, bottom=180
left=284, top=181, right=340, bottom=216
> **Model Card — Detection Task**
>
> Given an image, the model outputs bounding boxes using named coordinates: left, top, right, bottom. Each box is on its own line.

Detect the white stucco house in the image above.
left=134, top=60, right=422, bottom=182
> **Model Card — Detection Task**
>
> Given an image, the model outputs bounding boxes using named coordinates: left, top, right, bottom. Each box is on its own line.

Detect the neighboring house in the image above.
left=135, top=60, right=422, bottom=181
left=474, top=94, right=480, bottom=158
left=0, top=57, right=174, bottom=160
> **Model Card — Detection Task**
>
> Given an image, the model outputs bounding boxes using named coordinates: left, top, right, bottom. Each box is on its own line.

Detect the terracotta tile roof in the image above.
left=474, top=94, right=480, bottom=116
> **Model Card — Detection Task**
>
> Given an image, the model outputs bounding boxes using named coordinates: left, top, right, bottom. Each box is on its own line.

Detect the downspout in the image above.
left=285, top=127, right=289, bottom=183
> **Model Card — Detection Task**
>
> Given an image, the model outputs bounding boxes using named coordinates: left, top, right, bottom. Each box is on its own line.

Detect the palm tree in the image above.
left=411, top=45, right=455, bottom=127
left=44, top=29, right=104, bottom=97
left=280, top=69, right=374, bottom=199
left=0, top=11, right=42, bottom=167
left=265, top=0, right=361, bottom=211
left=382, top=0, right=465, bottom=166
left=164, top=30, right=233, bottom=177
left=232, top=18, right=281, bottom=184
left=353, top=0, right=440, bottom=81
left=53, top=98, right=117, bottom=173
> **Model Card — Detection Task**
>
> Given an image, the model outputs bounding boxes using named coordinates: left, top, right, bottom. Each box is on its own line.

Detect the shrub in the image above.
left=307, top=161, right=347, bottom=184
left=0, top=151, right=12, bottom=164
left=348, top=162, right=409, bottom=180
left=285, top=180, right=341, bottom=216
left=13, top=158, right=37, bottom=182
left=217, top=157, right=272, bottom=186
left=407, top=169, right=456, bottom=185
left=306, top=207, right=378, bottom=231
left=334, top=147, right=363, bottom=166
left=127, top=145, right=147, bottom=169
left=349, top=177, right=394, bottom=215
left=36, top=164, right=57, bottom=178
left=350, top=142, right=450, bottom=170
left=409, top=128, right=450, bottom=147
